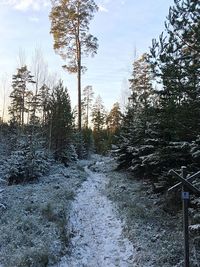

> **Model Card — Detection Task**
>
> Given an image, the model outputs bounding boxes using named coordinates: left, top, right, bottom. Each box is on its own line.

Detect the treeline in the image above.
left=115, top=1, right=200, bottom=257
left=0, top=57, right=123, bottom=184
left=117, top=0, right=200, bottom=190
left=115, top=0, right=200, bottom=248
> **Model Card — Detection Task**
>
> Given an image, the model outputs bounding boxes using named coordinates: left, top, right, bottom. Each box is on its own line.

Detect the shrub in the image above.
left=5, top=135, right=50, bottom=185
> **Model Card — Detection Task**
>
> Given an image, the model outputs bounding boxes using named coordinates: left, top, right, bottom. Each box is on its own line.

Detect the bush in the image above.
left=5, top=135, right=50, bottom=185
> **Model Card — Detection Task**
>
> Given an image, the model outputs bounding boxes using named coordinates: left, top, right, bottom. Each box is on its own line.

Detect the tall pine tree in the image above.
left=50, top=0, right=98, bottom=135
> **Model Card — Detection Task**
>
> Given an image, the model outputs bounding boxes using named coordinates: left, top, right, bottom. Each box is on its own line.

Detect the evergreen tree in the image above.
left=129, top=53, right=155, bottom=137
left=106, top=102, right=122, bottom=134
left=92, top=95, right=107, bottom=154
left=106, top=102, right=122, bottom=147
left=50, top=0, right=98, bottom=135
left=82, top=85, right=94, bottom=128
left=92, top=95, right=106, bottom=132
left=150, top=0, right=200, bottom=141
left=82, top=127, right=94, bottom=158
left=48, top=81, right=73, bottom=163
left=9, top=66, right=35, bottom=128
left=117, top=54, right=158, bottom=178
left=116, top=0, right=200, bottom=192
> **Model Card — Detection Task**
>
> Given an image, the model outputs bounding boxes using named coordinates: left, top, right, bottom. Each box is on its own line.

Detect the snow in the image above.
left=190, top=224, right=200, bottom=230
left=55, top=164, right=135, bottom=267
left=0, top=153, right=197, bottom=267
left=0, top=162, right=87, bottom=267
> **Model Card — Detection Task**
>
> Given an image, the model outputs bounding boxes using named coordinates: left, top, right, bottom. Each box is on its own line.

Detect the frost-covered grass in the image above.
left=55, top=164, right=134, bottom=266
left=0, top=163, right=87, bottom=267
left=104, top=158, right=200, bottom=267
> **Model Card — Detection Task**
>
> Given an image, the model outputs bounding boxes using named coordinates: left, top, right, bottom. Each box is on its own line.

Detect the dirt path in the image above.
left=56, top=162, right=135, bottom=267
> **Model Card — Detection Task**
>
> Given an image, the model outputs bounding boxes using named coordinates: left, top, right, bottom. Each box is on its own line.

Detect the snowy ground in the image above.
left=54, top=163, right=134, bottom=267
left=55, top=156, right=186, bottom=267
left=0, top=162, right=87, bottom=267
left=1, top=153, right=199, bottom=267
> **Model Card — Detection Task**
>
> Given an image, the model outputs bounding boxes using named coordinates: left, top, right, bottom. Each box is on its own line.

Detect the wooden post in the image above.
left=168, top=167, right=200, bottom=267
left=181, top=166, right=190, bottom=267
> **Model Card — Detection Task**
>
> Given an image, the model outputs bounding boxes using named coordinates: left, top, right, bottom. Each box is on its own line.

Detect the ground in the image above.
left=54, top=156, right=185, bottom=267
left=0, top=155, right=198, bottom=267
left=54, top=157, right=134, bottom=267
left=0, top=161, right=87, bottom=267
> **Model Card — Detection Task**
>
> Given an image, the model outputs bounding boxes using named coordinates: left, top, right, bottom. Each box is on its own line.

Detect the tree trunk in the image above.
left=77, top=43, right=82, bottom=158
left=78, top=51, right=81, bottom=133
left=77, top=1, right=82, bottom=158
left=86, top=95, right=89, bottom=128
left=48, top=113, right=53, bottom=153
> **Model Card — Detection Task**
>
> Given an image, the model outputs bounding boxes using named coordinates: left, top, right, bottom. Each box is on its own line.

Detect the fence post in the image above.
left=181, top=166, right=189, bottom=267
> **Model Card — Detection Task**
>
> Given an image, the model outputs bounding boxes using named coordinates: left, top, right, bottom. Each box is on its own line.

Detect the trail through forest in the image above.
left=54, top=157, right=186, bottom=267
left=55, top=160, right=135, bottom=267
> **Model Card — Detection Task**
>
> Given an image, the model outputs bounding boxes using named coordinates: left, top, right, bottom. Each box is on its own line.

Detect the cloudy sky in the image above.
left=0, top=0, right=174, bottom=115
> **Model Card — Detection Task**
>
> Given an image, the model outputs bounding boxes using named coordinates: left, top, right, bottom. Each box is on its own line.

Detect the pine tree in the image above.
left=50, top=0, right=98, bottom=135
left=91, top=95, right=107, bottom=153
left=9, top=66, right=35, bottom=128
left=82, top=85, right=94, bottom=128
left=106, top=102, right=122, bottom=147
left=92, top=95, right=106, bottom=132
left=106, top=102, right=122, bottom=134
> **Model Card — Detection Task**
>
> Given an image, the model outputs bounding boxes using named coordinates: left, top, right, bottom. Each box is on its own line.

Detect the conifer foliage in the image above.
left=7, top=66, right=75, bottom=183
left=9, top=66, right=35, bottom=128
left=117, top=54, right=156, bottom=174
left=50, top=0, right=98, bottom=134
left=117, top=0, right=200, bottom=195
left=150, top=0, right=200, bottom=141
left=82, top=85, right=94, bottom=128
left=48, top=81, right=73, bottom=163
left=92, top=95, right=107, bottom=154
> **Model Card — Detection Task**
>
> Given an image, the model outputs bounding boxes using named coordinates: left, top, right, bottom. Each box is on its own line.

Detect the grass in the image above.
left=106, top=169, right=185, bottom=267
left=0, top=163, right=86, bottom=267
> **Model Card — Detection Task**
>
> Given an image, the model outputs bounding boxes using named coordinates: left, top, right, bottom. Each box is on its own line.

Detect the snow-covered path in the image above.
left=57, top=165, right=134, bottom=267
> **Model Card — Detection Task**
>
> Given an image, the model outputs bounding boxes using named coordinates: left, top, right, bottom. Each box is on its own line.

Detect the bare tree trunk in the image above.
left=31, top=47, right=48, bottom=130
left=77, top=41, right=82, bottom=158
left=22, top=89, right=25, bottom=131
left=86, top=96, right=89, bottom=128
left=77, top=0, right=82, bottom=158
left=48, top=113, right=53, bottom=153
left=77, top=0, right=81, bottom=133
left=1, top=75, right=7, bottom=123
left=78, top=49, right=81, bottom=133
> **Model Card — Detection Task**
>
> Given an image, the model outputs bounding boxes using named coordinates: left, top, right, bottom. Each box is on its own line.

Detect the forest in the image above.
left=0, top=0, right=200, bottom=266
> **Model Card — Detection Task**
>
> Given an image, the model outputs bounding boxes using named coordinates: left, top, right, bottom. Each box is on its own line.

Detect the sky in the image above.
left=0, top=0, right=175, bottom=118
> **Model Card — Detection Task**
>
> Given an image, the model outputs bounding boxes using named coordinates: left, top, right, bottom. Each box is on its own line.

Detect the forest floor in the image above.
left=0, top=160, right=87, bottom=267
left=54, top=156, right=186, bottom=267
left=0, top=154, right=198, bottom=267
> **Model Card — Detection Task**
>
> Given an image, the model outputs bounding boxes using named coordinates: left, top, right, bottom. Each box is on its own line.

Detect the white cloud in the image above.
left=98, top=0, right=126, bottom=12
left=98, top=4, right=108, bottom=13
left=1, top=0, right=50, bottom=11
